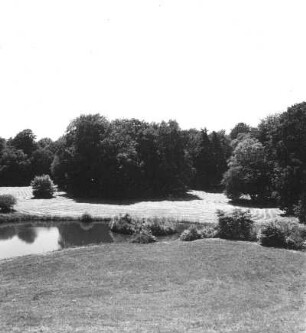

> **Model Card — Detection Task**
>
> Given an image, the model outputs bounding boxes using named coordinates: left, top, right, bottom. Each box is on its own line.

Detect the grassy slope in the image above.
left=1, top=240, right=305, bottom=333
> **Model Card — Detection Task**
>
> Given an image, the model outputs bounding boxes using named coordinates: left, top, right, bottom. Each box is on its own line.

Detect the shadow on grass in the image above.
left=228, top=198, right=278, bottom=209
left=58, top=191, right=202, bottom=206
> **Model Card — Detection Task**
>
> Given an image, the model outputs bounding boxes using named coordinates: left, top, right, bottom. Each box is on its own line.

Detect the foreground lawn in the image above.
left=0, top=240, right=305, bottom=332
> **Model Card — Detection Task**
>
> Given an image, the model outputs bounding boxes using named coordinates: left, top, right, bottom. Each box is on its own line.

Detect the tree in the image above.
left=0, top=137, right=6, bottom=157
left=52, top=115, right=192, bottom=198
left=260, top=103, right=306, bottom=213
left=10, top=129, right=37, bottom=156
left=0, top=147, right=32, bottom=186
left=230, top=122, right=251, bottom=140
left=222, top=137, right=271, bottom=202
left=55, top=114, right=111, bottom=196
left=192, top=129, right=213, bottom=189
left=31, top=148, right=55, bottom=176
left=209, top=131, right=229, bottom=187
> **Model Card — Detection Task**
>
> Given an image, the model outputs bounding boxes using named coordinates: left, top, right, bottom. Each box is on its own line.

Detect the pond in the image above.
left=0, top=222, right=188, bottom=260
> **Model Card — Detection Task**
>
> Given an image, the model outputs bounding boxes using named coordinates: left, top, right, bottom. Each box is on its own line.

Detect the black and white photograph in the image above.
left=0, top=1, right=305, bottom=332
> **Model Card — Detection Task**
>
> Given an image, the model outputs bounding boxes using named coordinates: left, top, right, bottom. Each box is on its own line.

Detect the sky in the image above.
left=1, top=0, right=306, bottom=140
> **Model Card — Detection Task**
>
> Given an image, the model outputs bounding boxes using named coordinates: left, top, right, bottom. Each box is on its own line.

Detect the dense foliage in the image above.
left=258, top=221, right=306, bottom=250
left=0, top=101, right=305, bottom=222
left=223, top=102, right=306, bottom=221
left=31, top=174, right=56, bottom=198
left=216, top=209, right=255, bottom=240
left=222, top=138, right=271, bottom=202
left=0, top=130, right=56, bottom=186
left=0, top=194, right=17, bottom=212
left=51, top=115, right=230, bottom=198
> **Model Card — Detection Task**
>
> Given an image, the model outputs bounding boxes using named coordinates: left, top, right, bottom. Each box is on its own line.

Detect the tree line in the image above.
left=0, top=102, right=305, bottom=219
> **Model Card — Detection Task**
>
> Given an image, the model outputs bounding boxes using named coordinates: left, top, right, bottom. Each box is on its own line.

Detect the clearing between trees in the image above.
left=0, top=187, right=287, bottom=224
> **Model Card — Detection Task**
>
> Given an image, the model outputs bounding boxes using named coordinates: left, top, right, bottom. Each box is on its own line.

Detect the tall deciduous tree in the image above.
left=10, top=129, right=37, bottom=156
left=222, top=137, right=271, bottom=202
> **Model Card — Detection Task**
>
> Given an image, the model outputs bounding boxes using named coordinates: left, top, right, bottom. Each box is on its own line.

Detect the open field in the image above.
left=0, top=187, right=288, bottom=224
left=1, top=240, right=305, bottom=333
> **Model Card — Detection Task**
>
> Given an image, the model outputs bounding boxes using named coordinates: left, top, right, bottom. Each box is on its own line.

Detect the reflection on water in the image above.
left=0, top=222, right=187, bottom=260
left=57, top=223, right=114, bottom=248
left=16, top=226, right=37, bottom=244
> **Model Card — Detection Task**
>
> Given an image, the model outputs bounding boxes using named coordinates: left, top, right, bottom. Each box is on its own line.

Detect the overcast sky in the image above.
left=1, top=0, right=306, bottom=140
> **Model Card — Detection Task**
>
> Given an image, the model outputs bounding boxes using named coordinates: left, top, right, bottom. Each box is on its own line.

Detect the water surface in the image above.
left=0, top=222, right=187, bottom=260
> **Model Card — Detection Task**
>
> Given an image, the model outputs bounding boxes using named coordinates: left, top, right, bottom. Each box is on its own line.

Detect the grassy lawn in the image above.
left=1, top=240, right=305, bottom=332
left=0, top=187, right=287, bottom=224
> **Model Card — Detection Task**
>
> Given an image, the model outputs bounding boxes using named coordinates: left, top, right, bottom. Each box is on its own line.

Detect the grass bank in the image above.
left=0, top=240, right=305, bottom=332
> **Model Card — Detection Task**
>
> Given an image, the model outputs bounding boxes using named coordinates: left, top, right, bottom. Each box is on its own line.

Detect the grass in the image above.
left=0, top=186, right=288, bottom=224
left=0, top=240, right=305, bottom=333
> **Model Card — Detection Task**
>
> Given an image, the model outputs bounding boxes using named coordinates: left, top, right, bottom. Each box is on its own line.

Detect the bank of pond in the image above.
left=1, top=210, right=305, bottom=260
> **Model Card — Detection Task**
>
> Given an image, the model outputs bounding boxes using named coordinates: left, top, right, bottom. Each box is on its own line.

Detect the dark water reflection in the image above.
left=58, top=223, right=114, bottom=248
left=0, top=222, right=188, bottom=260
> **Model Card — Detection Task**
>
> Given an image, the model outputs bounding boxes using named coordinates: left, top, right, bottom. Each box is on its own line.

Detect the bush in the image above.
left=200, top=225, right=218, bottom=238
left=131, top=227, right=157, bottom=244
left=285, top=230, right=305, bottom=250
left=258, top=222, right=287, bottom=248
left=259, top=221, right=306, bottom=250
left=294, top=193, right=306, bottom=224
left=80, top=212, right=93, bottom=223
left=109, top=214, right=137, bottom=235
left=145, top=217, right=177, bottom=236
left=31, top=174, right=56, bottom=198
left=216, top=209, right=255, bottom=241
left=0, top=194, right=17, bottom=213
left=180, top=225, right=202, bottom=241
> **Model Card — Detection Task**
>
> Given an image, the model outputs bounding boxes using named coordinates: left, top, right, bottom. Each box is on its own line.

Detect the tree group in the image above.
left=0, top=101, right=305, bottom=222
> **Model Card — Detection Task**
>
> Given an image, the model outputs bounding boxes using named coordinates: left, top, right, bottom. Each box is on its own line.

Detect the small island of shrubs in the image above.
left=109, top=214, right=177, bottom=243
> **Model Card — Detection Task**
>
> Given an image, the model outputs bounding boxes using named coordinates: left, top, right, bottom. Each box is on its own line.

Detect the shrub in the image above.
left=80, top=212, right=93, bottom=223
left=258, top=222, right=287, bottom=248
left=200, top=226, right=218, bottom=238
left=145, top=217, right=177, bottom=236
left=294, top=193, right=306, bottom=224
left=109, top=214, right=137, bottom=235
left=258, top=220, right=306, bottom=250
left=31, top=174, right=56, bottom=198
left=180, top=225, right=202, bottom=241
left=0, top=194, right=17, bottom=213
left=216, top=209, right=255, bottom=241
left=131, top=227, right=157, bottom=244
left=285, top=230, right=305, bottom=250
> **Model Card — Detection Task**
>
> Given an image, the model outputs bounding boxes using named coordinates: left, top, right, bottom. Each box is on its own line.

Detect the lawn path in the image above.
left=0, top=187, right=287, bottom=223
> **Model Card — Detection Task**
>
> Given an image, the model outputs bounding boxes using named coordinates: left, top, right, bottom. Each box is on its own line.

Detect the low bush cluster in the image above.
left=31, top=174, right=56, bottom=198
left=109, top=214, right=136, bottom=235
left=180, top=225, right=217, bottom=242
left=180, top=225, right=202, bottom=241
left=109, top=214, right=178, bottom=239
left=216, top=209, right=255, bottom=241
left=258, top=221, right=306, bottom=250
left=145, top=217, right=177, bottom=236
left=131, top=227, right=157, bottom=244
left=179, top=210, right=306, bottom=251
left=0, top=194, right=17, bottom=213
